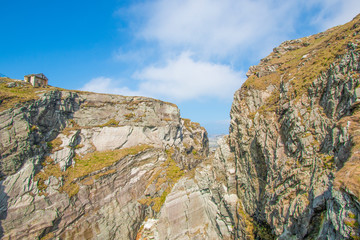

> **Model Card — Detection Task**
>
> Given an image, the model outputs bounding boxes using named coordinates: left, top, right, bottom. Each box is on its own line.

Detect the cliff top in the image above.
left=232, top=13, right=360, bottom=203
left=0, top=77, right=178, bottom=112
left=244, top=14, right=360, bottom=96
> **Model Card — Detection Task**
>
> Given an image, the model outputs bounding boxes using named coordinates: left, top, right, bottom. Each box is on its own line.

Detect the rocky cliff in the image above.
left=2, top=14, right=360, bottom=240
left=0, top=81, right=213, bottom=239
left=230, top=14, right=360, bottom=239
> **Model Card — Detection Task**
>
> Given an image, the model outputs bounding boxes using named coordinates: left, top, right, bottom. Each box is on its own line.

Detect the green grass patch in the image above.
left=47, top=137, right=64, bottom=153
left=344, top=218, right=359, bottom=228
left=138, top=148, right=184, bottom=212
left=124, top=113, right=135, bottom=120
left=98, top=118, right=119, bottom=127
left=0, top=78, right=55, bottom=111
left=34, top=144, right=153, bottom=197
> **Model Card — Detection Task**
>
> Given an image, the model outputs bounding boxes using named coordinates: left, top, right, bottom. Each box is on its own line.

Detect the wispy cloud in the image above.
left=81, top=53, right=243, bottom=102
left=80, top=77, right=142, bottom=96
left=309, top=0, right=360, bottom=30
left=84, top=0, right=360, bottom=103
left=130, top=0, right=360, bottom=60
left=138, top=0, right=298, bottom=60
left=134, top=52, right=243, bottom=101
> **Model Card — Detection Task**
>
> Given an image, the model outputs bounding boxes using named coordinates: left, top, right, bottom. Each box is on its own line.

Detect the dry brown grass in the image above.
left=237, top=201, right=255, bottom=240
left=242, top=14, right=360, bottom=119
left=124, top=113, right=135, bottom=120
left=40, top=232, right=55, bottom=240
left=35, top=145, right=152, bottom=197
left=98, top=118, right=120, bottom=127
left=138, top=148, right=184, bottom=212
left=48, top=137, right=64, bottom=153
left=0, top=78, right=54, bottom=111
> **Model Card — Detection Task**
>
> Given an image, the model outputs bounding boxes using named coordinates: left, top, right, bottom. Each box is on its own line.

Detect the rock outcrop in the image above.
left=136, top=135, right=238, bottom=240
left=2, top=13, right=360, bottom=240
left=230, top=14, right=360, bottom=239
left=0, top=86, right=209, bottom=239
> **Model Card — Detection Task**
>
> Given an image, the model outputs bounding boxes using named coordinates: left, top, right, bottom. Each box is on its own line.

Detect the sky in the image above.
left=1, top=0, right=360, bottom=135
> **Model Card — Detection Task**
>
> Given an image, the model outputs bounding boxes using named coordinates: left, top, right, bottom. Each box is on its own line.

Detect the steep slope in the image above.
left=2, top=14, right=360, bottom=240
left=136, top=135, right=238, bottom=240
left=230, top=14, right=360, bottom=239
left=0, top=81, right=210, bottom=239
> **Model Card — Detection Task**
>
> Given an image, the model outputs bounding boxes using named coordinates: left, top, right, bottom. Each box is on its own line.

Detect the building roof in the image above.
left=24, top=73, right=48, bottom=80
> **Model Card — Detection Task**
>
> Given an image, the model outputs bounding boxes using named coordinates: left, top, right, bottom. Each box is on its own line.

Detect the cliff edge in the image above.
left=230, top=14, right=360, bottom=239
left=2, top=13, right=360, bottom=240
left=0, top=82, right=211, bottom=239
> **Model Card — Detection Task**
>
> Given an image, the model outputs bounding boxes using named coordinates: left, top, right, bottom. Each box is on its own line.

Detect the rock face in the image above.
left=2, top=14, right=360, bottom=240
left=137, top=135, right=238, bottom=240
left=230, top=14, right=360, bottom=239
left=0, top=89, right=210, bottom=239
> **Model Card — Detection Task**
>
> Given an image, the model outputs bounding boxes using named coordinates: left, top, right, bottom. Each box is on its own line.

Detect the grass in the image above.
left=98, top=118, right=119, bottom=127
left=47, top=137, right=64, bottom=153
left=138, top=148, right=184, bottom=212
left=40, top=232, right=55, bottom=240
left=237, top=202, right=255, bottom=240
left=34, top=157, right=63, bottom=195
left=34, top=144, right=153, bottom=197
left=30, top=125, right=39, bottom=132
left=344, top=218, right=359, bottom=228
left=124, top=113, right=135, bottom=120
left=0, top=78, right=56, bottom=111
left=237, top=200, right=275, bottom=240
left=183, top=118, right=200, bottom=131
left=242, top=15, right=360, bottom=120
left=243, top=72, right=282, bottom=91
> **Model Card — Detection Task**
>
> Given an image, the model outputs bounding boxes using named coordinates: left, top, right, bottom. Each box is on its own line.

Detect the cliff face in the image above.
left=0, top=86, right=212, bottom=239
left=2, top=14, right=360, bottom=240
left=230, top=15, right=360, bottom=239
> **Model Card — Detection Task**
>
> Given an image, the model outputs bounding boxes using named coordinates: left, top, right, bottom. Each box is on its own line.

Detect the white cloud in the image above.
left=134, top=52, right=243, bottom=101
left=102, top=0, right=360, bottom=103
left=80, top=77, right=142, bottom=96
left=125, top=0, right=360, bottom=61
left=138, top=0, right=299, bottom=58
left=309, top=0, right=360, bottom=30
left=81, top=53, right=243, bottom=101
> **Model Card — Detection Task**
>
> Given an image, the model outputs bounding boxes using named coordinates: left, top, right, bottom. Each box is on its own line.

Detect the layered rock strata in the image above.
left=0, top=89, right=209, bottom=239
left=230, top=14, right=360, bottom=239
left=2, top=13, right=360, bottom=240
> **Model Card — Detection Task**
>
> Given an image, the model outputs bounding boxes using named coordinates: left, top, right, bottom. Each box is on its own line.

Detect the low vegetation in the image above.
left=124, top=113, right=135, bottom=120
left=237, top=202, right=255, bottom=240
left=98, top=118, right=120, bottom=127
left=138, top=148, right=184, bottom=212
left=47, top=137, right=64, bottom=153
left=237, top=201, right=276, bottom=240
left=0, top=78, right=53, bottom=111
left=34, top=144, right=153, bottom=197
left=243, top=16, right=360, bottom=118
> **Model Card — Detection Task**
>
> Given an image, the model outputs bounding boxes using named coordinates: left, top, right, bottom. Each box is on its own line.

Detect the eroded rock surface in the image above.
left=2, top=13, right=360, bottom=240
left=230, top=14, right=360, bottom=239
left=0, top=90, right=208, bottom=239
left=137, top=135, right=238, bottom=240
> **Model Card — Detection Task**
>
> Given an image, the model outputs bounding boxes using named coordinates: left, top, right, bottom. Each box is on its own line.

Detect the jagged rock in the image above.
left=137, top=136, right=237, bottom=240
left=2, top=12, right=360, bottom=240
left=230, top=14, right=360, bottom=240
left=0, top=89, right=208, bottom=239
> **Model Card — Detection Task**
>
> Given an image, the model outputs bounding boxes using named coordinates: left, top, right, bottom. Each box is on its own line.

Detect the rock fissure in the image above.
left=2, top=13, right=360, bottom=240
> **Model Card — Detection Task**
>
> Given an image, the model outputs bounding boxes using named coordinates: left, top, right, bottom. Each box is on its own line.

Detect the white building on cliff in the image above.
left=24, top=73, right=48, bottom=87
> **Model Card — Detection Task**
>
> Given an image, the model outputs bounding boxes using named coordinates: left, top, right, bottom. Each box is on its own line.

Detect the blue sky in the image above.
left=1, top=0, right=360, bottom=135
